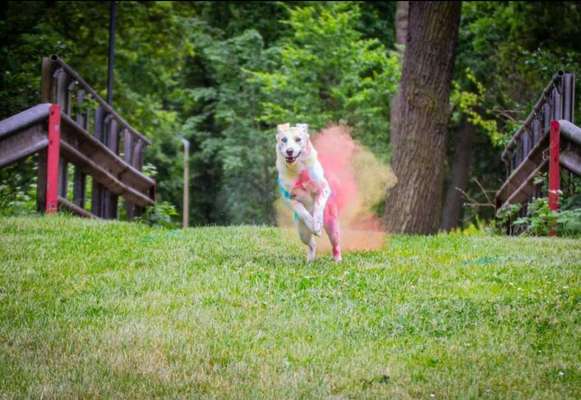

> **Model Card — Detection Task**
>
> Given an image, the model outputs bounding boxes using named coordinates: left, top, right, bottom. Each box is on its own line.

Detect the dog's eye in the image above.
left=282, top=137, right=288, bottom=143
left=295, top=137, right=301, bottom=143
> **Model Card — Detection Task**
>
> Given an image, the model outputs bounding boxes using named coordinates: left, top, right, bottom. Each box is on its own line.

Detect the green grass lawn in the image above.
left=0, top=216, right=579, bottom=399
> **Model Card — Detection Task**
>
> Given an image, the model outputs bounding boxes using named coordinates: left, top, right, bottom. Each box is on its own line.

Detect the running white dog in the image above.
left=276, top=123, right=341, bottom=262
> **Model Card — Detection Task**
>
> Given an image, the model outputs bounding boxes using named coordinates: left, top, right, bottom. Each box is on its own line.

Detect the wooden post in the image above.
left=46, top=104, right=61, bottom=213
left=123, top=129, right=135, bottom=220
left=92, top=106, right=105, bottom=217
left=548, top=120, right=560, bottom=236
left=132, top=139, right=145, bottom=218
left=73, top=89, right=87, bottom=208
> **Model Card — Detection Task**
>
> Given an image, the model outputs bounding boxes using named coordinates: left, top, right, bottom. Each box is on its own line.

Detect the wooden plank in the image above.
left=558, top=119, right=581, bottom=146
left=60, top=141, right=154, bottom=207
left=132, top=139, right=144, bottom=170
left=123, top=129, right=133, bottom=164
left=55, top=68, right=68, bottom=109
left=73, top=167, right=86, bottom=207
left=58, top=158, right=68, bottom=199
left=560, top=149, right=581, bottom=176
left=101, top=114, right=114, bottom=218
left=501, top=73, right=571, bottom=160
left=92, top=106, right=106, bottom=217
left=496, top=129, right=550, bottom=206
left=73, top=89, right=87, bottom=209
left=60, top=114, right=154, bottom=193
left=66, top=80, right=77, bottom=115
left=47, top=57, right=151, bottom=145
left=58, top=196, right=97, bottom=218
left=92, top=183, right=104, bottom=217
left=123, top=129, right=136, bottom=220
left=41, top=58, right=54, bottom=103
left=0, top=103, right=50, bottom=138
left=76, top=89, right=87, bottom=127
left=0, top=124, right=48, bottom=168
left=497, top=159, right=548, bottom=213
left=37, top=150, right=47, bottom=213
left=104, top=117, right=120, bottom=219
left=108, top=118, right=119, bottom=154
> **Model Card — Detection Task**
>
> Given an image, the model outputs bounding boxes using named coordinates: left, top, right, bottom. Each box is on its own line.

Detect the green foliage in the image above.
left=450, top=68, right=504, bottom=146
left=182, top=25, right=278, bottom=224
left=557, top=208, right=581, bottom=237
left=136, top=200, right=179, bottom=229
left=458, top=1, right=581, bottom=136
left=492, top=203, right=522, bottom=235
left=181, top=1, right=399, bottom=224
left=513, top=198, right=557, bottom=236
left=0, top=161, right=37, bottom=217
left=250, top=2, right=400, bottom=156
left=0, top=182, right=36, bottom=217
left=2, top=1, right=580, bottom=230
left=512, top=197, right=581, bottom=238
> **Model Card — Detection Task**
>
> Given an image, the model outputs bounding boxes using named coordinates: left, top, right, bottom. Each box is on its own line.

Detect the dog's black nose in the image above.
left=286, top=149, right=294, bottom=156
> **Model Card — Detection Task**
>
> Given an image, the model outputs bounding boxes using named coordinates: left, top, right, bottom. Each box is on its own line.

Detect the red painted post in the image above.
left=46, top=104, right=61, bottom=213
left=548, top=120, right=560, bottom=236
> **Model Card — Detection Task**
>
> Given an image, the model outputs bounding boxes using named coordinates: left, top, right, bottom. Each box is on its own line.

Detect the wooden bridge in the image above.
left=0, top=56, right=155, bottom=219
left=496, top=72, right=580, bottom=233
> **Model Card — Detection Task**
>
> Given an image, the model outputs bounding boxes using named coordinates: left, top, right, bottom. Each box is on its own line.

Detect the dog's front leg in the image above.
left=290, top=199, right=316, bottom=234
left=312, top=180, right=331, bottom=236
left=298, top=221, right=317, bottom=262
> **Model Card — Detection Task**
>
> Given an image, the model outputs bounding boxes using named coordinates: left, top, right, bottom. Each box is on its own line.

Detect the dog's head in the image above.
left=276, top=123, right=309, bottom=164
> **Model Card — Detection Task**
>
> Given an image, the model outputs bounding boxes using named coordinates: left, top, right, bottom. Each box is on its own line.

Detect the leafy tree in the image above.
left=251, top=2, right=401, bottom=157
left=181, top=26, right=277, bottom=224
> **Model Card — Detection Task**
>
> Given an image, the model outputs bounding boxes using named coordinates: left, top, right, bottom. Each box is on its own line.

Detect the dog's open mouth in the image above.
left=285, top=152, right=301, bottom=163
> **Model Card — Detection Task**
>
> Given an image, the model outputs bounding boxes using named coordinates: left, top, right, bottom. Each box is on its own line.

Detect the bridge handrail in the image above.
left=500, top=72, right=575, bottom=177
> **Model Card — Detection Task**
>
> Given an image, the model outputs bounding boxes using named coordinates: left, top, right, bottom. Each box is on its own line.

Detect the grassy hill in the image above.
left=0, top=216, right=579, bottom=399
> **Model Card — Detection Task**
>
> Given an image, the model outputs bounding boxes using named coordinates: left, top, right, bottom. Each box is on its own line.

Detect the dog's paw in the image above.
left=312, top=218, right=323, bottom=236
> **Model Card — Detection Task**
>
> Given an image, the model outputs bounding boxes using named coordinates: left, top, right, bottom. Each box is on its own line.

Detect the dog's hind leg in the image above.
left=298, top=221, right=317, bottom=262
left=324, top=204, right=341, bottom=262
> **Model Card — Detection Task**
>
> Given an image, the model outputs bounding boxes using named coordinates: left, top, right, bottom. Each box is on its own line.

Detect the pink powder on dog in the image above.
left=276, top=124, right=394, bottom=253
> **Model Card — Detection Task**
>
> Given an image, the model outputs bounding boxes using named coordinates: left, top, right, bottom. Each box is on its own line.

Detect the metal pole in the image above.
left=182, top=138, right=190, bottom=228
left=106, top=1, right=117, bottom=105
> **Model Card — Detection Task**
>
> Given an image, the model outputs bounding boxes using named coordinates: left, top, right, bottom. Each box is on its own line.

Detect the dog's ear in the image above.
left=296, top=123, right=309, bottom=139
left=276, top=123, right=290, bottom=139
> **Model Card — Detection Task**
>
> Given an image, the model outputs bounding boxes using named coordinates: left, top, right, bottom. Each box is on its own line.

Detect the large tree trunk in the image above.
left=383, top=1, right=461, bottom=234
left=441, top=120, right=475, bottom=231
left=389, top=1, right=409, bottom=152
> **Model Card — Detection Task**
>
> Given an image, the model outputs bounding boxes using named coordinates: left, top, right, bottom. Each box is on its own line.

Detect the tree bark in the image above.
left=383, top=1, right=461, bottom=234
left=389, top=1, right=409, bottom=152
left=441, top=120, right=475, bottom=231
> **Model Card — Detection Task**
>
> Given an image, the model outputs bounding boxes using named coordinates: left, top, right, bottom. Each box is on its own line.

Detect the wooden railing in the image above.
left=0, top=56, right=155, bottom=219
left=495, top=72, right=579, bottom=233
left=500, top=72, right=575, bottom=178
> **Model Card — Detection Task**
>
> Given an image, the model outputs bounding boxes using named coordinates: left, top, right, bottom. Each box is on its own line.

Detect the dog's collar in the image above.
left=277, top=177, right=292, bottom=200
